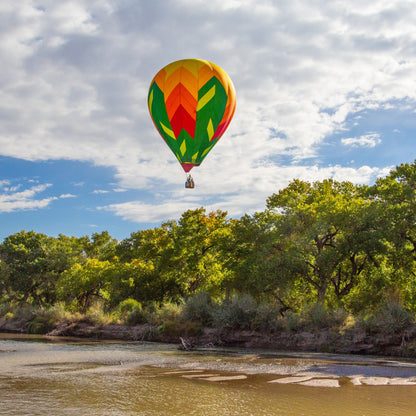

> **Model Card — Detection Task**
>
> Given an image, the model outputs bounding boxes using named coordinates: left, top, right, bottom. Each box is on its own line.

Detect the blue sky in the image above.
left=0, top=0, right=415, bottom=242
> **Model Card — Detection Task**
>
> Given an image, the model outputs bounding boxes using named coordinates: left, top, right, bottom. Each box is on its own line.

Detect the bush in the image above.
left=214, top=294, right=257, bottom=330
left=331, top=308, right=349, bottom=329
left=252, top=302, right=284, bottom=332
left=283, top=310, right=303, bottom=333
left=364, top=301, right=414, bottom=335
left=301, top=303, right=332, bottom=330
left=126, top=304, right=146, bottom=326
left=158, top=302, right=182, bottom=323
left=117, top=298, right=142, bottom=322
left=182, top=292, right=215, bottom=326
left=25, top=308, right=57, bottom=334
left=143, top=301, right=183, bottom=326
left=118, top=298, right=141, bottom=314
left=85, top=305, right=114, bottom=326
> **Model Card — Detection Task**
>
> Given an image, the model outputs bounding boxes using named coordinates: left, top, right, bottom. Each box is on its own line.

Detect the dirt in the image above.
left=41, top=321, right=416, bottom=358
left=2, top=316, right=416, bottom=358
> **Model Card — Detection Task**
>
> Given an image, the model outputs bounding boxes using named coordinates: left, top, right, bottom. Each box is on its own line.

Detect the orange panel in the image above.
left=164, top=68, right=182, bottom=97
left=165, top=84, right=197, bottom=121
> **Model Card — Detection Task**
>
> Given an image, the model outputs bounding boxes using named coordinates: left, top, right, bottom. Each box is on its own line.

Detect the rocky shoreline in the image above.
left=2, top=318, right=416, bottom=358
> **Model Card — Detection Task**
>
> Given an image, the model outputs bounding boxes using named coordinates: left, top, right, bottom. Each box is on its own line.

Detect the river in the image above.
left=2, top=333, right=416, bottom=415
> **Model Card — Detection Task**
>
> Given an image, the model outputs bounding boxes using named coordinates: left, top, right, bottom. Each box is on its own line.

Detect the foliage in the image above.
left=126, top=305, right=146, bottom=326
left=283, top=311, right=304, bottom=333
left=117, top=298, right=141, bottom=319
left=85, top=304, right=114, bottom=326
left=57, top=259, right=114, bottom=313
left=25, top=308, right=58, bottom=334
left=251, top=302, right=284, bottom=332
left=266, top=179, right=387, bottom=304
left=213, top=294, right=257, bottom=330
left=1, top=161, right=416, bottom=335
left=182, top=292, right=215, bottom=327
left=362, top=301, right=414, bottom=335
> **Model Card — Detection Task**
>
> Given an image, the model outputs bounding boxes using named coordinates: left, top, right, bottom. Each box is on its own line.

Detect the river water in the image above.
left=2, top=334, right=416, bottom=415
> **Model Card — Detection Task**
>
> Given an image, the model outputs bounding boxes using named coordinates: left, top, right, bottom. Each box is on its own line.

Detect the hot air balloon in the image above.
left=148, top=59, right=236, bottom=188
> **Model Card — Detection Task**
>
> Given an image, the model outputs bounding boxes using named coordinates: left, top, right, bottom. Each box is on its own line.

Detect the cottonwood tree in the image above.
left=266, top=179, right=386, bottom=305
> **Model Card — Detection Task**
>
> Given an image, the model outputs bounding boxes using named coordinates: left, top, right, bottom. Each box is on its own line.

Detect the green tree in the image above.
left=373, top=160, right=416, bottom=310
left=58, top=258, right=113, bottom=313
left=174, top=208, right=231, bottom=296
left=116, top=223, right=184, bottom=302
left=266, top=179, right=386, bottom=305
left=115, top=209, right=232, bottom=302
left=0, top=231, right=59, bottom=306
left=82, top=231, right=118, bottom=261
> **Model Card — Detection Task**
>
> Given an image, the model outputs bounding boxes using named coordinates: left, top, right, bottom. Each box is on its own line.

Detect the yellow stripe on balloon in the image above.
left=148, top=90, right=153, bottom=116
left=160, top=122, right=176, bottom=139
left=180, top=139, right=187, bottom=155
left=201, top=145, right=213, bottom=158
left=192, top=151, right=199, bottom=162
left=207, top=119, right=214, bottom=140
left=197, top=85, right=216, bottom=111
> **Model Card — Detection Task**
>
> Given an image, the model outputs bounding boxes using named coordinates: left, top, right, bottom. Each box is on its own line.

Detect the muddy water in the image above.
left=2, top=334, right=416, bottom=415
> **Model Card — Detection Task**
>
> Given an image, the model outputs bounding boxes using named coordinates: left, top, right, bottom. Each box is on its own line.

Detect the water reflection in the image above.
left=1, top=334, right=416, bottom=415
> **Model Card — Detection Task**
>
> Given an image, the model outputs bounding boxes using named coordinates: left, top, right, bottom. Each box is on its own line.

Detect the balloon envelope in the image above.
left=148, top=59, right=236, bottom=173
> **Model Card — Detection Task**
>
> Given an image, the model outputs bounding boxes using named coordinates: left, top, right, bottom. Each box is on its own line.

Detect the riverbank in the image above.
left=2, top=316, right=416, bottom=358
left=3, top=333, right=416, bottom=415
left=48, top=321, right=416, bottom=357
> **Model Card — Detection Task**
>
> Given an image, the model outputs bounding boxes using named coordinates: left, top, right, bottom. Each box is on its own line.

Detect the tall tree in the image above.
left=373, top=160, right=416, bottom=309
left=174, top=208, right=231, bottom=296
left=266, top=179, right=385, bottom=304
left=57, top=258, right=113, bottom=313
left=0, top=231, right=58, bottom=306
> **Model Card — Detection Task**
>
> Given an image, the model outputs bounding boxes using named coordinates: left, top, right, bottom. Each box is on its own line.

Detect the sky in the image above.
left=0, top=0, right=415, bottom=242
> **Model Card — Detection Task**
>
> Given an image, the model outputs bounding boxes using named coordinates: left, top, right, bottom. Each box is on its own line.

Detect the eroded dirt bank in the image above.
left=2, top=317, right=416, bottom=358
left=5, top=320, right=413, bottom=358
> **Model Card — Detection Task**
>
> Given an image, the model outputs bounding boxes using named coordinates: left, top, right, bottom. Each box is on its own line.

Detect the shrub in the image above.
left=143, top=301, right=183, bottom=326
left=252, top=302, right=284, bottom=332
left=14, top=305, right=36, bottom=322
left=331, top=308, right=349, bottom=329
left=283, top=310, right=303, bottom=333
left=182, top=292, right=215, bottom=326
left=5, top=312, right=14, bottom=320
left=118, top=298, right=141, bottom=315
left=364, top=301, right=414, bottom=335
left=49, top=302, right=80, bottom=323
left=126, top=304, right=146, bottom=326
left=25, top=308, right=57, bottom=334
left=85, top=305, right=114, bottom=326
left=158, top=302, right=182, bottom=323
left=0, top=303, right=13, bottom=317
left=117, top=298, right=142, bottom=322
left=214, top=294, right=257, bottom=330
left=301, top=303, right=332, bottom=330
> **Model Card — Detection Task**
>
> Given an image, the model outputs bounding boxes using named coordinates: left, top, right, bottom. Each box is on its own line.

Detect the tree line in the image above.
left=1, top=160, right=416, bottom=318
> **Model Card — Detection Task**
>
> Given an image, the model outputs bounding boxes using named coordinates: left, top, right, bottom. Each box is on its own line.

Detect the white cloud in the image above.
left=0, top=183, right=57, bottom=212
left=0, top=0, right=415, bottom=226
left=100, top=164, right=388, bottom=223
left=92, top=189, right=109, bottom=194
left=59, top=193, right=77, bottom=198
left=341, top=134, right=382, bottom=148
left=98, top=200, right=198, bottom=223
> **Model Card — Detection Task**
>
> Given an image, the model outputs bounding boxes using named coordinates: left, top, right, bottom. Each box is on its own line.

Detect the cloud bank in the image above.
left=0, top=0, right=415, bottom=222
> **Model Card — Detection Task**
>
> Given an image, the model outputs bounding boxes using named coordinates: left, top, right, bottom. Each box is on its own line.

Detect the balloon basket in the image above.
left=185, top=174, right=195, bottom=189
